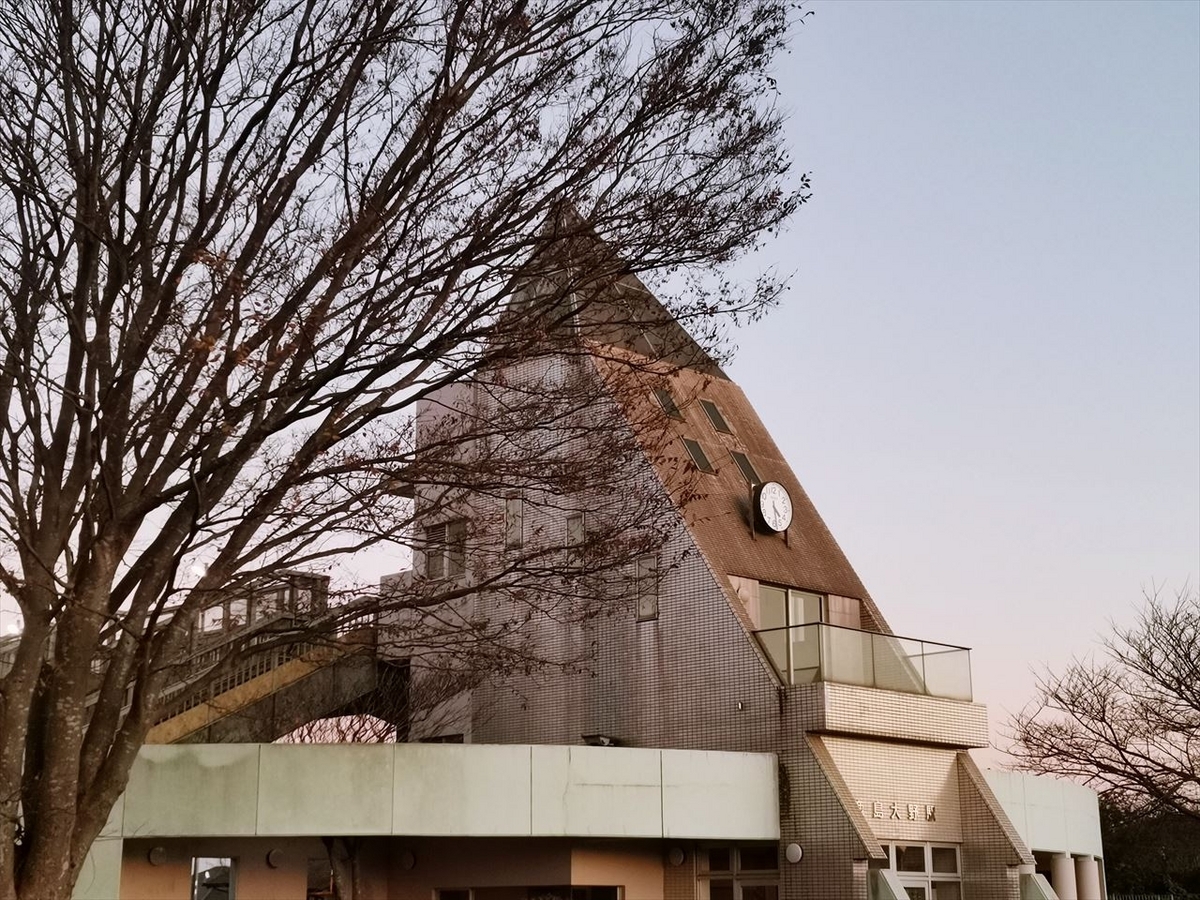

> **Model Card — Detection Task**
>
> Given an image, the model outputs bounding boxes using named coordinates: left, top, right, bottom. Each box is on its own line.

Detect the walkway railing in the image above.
left=151, top=599, right=379, bottom=725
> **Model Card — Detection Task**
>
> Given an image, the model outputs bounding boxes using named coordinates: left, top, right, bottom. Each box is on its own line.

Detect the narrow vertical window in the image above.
left=504, top=496, right=524, bottom=549
left=425, top=520, right=467, bottom=579
left=636, top=555, right=659, bottom=622
left=567, top=512, right=586, bottom=547
left=446, top=520, right=466, bottom=577
left=699, top=399, right=732, bottom=434
left=683, top=438, right=716, bottom=474
left=731, top=451, right=760, bottom=485
left=425, top=522, right=446, bottom=579
left=653, top=387, right=684, bottom=420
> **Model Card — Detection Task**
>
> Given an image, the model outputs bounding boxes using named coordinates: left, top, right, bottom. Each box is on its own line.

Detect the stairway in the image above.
left=146, top=607, right=409, bottom=744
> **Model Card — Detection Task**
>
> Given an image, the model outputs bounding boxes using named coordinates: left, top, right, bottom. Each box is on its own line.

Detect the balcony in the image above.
left=753, top=622, right=973, bottom=702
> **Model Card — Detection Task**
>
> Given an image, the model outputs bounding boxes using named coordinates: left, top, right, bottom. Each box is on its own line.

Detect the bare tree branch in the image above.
left=1009, top=586, right=1200, bottom=822
left=0, top=0, right=807, bottom=897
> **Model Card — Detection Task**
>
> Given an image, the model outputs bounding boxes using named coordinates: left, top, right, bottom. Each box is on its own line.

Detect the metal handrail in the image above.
left=152, top=600, right=380, bottom=722
left=751, top=621, right=973, bottom=702
left=751, top=621, right=970, bottom=654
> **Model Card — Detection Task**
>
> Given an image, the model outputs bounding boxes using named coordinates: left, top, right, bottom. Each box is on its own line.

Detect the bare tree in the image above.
left=0, top=0, right=804, bottom=897
left=1009, top=587, right=1200, bottom=821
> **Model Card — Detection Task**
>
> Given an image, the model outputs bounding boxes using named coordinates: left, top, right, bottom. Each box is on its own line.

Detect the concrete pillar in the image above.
left=1075, top=855, right=1102, bottom=900
left=1050, top=853, right=1078, bottom=900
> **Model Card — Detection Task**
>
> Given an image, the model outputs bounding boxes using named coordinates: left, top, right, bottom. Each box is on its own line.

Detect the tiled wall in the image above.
left=957, top=753, right=1034, bottom=900
left=418, top=358, right=1028, bottom=899
left=818, top=736, right=963, bottom=844
left=821, top=682, right=989, bottom=748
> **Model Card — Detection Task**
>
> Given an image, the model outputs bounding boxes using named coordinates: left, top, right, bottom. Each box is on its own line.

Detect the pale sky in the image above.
left=729, top=0, right=1200, bottom=757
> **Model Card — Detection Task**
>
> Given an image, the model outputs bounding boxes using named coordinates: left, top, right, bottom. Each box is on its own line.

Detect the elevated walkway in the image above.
left=145, top=603, right=407, bottom=744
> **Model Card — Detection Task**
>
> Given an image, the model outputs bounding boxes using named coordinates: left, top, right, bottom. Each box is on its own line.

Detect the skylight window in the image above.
left=682, top=438, right=716, bottom=474
left=699, top=399, right=732, bottom=434
left=731, top=451, right=760, bottom=485
left=653, top=387, right=683, bottom=420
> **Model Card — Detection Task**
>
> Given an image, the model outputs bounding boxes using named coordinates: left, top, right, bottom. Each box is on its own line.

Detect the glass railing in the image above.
left=753, top=623, right=972, bottom=701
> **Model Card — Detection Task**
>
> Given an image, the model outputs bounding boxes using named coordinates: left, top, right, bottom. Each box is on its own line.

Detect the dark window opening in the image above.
left=526, top=889, right=619, bottom=900
left=653, top=387, right=683, bottom=420
left=699, top=399, right=732, bottom=434
left=731, top=451, right=760, bottom=485
left=636, top=556, right=659, bottom=622
left=737, top=846, right=779, bottom=871
left=567, top=512, right=586, bottom=546
left=193, top=857, right=234, bottom=900
left=425, top=520, right=466, bottom=579
left=505, top=496, right=523, bottom=549
left=306, top=857, right=332, bottom=900
left=420, top=733, right=465, bottom=743
left=683, top=438, right=715, bottom=474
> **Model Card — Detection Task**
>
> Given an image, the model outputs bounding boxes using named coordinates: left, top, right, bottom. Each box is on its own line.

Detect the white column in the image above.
left=1050, top=853, right=1078, bottom=900
left=1075, top=855, right=1102, bottom=900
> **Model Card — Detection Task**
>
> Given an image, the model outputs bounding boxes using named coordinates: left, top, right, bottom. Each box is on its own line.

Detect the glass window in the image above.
left=306, top=857, right=331, bottom=900
left=700, top=847, right=779, bottom=900
left=699, top=399, right=733, bottom=433
left=636, top=556, right=658, bottom=621
left=705, top=848, right=732, bottom=872
left=883, top=842, right=961, bottom=899
left=757, top=585, right=788, bottom=630
left=505, top=497, right=524, bottom=549
left=896, top=845, right=926, bottom=872
left=294, top=585, right=313, bottom=614
left=731, top=451, right=759, bottom=485
left=192, top=857, right=234, bottom=900
left=426, top=523, right=447, bottom=579
left=254, top=589, right=284, bottom=622
left=567, top=512, right=586, bottom=547
left=682, top=438, right=716, bottom=474
left=789, top=590, right=823, bottom=625
left=199, top=605, right=223, bottom=633
left=931, top=847, right=958, bottom=874
left=425, top=520, right=467, bottom=579
left=653, top=387, right=683, bottom=419
left=446, top=520, right=466, bottom=576
left=227, top=597, right=247, bottom=629
left=738, top=846, right=778, bottom=871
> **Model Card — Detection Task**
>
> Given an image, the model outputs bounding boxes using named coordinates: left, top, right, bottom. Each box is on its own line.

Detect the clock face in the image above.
left=756, top=481, right=793, bottom=533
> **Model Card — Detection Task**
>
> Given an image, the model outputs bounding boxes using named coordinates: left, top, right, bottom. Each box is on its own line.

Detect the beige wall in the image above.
left=820, top=735, right=963, bottom=844
left=384, top=837, right=665, bottom=898
left=572, top=845, right=663, bottom=900
left=121, top=837, right=389, bottom=900
left=120, top=837, right=666, bottom=900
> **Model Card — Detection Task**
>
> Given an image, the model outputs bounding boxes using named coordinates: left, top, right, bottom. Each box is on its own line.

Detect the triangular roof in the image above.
left=504, top=203, right=729, bottom=379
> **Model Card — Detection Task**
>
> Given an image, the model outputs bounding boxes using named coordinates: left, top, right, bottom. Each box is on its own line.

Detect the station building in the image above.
left=74, top=246, right=1106, bottom=900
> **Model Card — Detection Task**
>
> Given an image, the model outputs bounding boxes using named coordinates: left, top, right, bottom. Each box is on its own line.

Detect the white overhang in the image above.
left=983, top=770, right=1103, bottom=858
left=103, top=743, right=779, bottom=841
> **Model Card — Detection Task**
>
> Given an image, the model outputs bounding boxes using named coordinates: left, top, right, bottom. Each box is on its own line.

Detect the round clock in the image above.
left=755, top=481, right=793, bottom=533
